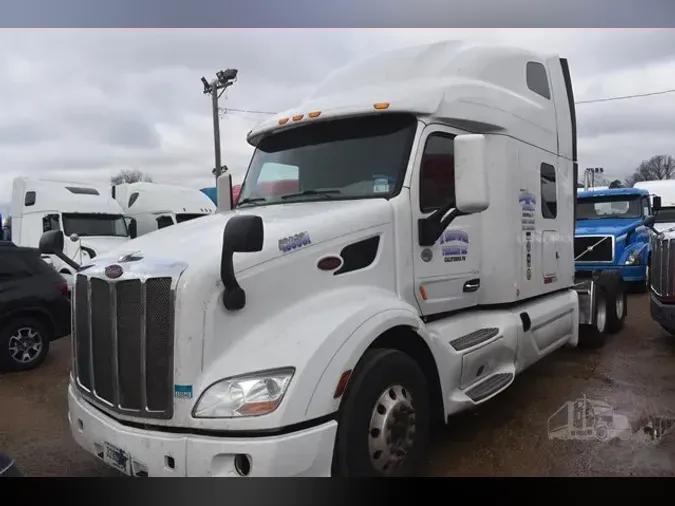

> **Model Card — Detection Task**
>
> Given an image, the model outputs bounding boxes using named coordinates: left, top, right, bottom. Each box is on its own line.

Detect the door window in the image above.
left=419, top=133, right=455, bottom=213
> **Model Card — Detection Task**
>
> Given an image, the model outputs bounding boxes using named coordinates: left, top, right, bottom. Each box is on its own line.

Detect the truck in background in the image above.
left=9, top=177, right=133, bottom=289
left=633, top=180, right=675, bottom=232
left=112, top=182, right=216, bottom=237
left=201, top=184, right=241, bottom=207
left=0, top=213, right=6, bottom=241
left=575, top=187, right=653, bottom=293
left=41, top=40, right=627, bottom=477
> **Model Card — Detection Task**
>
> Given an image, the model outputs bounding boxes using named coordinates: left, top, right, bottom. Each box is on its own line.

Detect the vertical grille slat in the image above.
left=145, top=278, right=174, bottom=412
left=91, top=278, right=114, bottom=403
left=651, top=237, right=675, bottom=298
left=74, top=275, right=92, bottom=390
left=116, top=280, right=143, bottom=410
left=72, top=272, right=175, bottom=419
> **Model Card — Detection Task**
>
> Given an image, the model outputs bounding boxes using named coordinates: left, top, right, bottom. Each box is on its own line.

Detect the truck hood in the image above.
left=575, top=218, right=643, bottom=237
left=77, top=236, right=130, bottom=258
left=91, top=199, right=393, bottom=272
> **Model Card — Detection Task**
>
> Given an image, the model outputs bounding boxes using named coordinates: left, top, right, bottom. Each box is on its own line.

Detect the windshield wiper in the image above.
left=237, top=197, right=267, bottom=207
left=281, top=189, right=342, bottom=200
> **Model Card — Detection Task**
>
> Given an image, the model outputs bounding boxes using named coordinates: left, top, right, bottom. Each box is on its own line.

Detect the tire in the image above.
left=600, top=273, right=627, bottom=335
left=0, top=316, right=51, bottom=372
left=579, top=288, right=609, bottom=349
left=595, top=424, right=609, bottom=442
left=333, top=349, right=430, bottom=477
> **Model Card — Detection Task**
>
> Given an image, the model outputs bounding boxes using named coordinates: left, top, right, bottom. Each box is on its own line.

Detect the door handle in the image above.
left=463, top=279, right=480, bottom=293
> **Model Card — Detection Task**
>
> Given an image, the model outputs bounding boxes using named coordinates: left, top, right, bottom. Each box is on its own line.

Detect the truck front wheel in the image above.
left=333, top=349, right=430, bottom=477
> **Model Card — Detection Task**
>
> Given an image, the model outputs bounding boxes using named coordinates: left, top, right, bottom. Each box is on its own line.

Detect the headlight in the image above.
left=192, top=368, right=295, bottom=418
left=625, top=247, right=644, bottom=265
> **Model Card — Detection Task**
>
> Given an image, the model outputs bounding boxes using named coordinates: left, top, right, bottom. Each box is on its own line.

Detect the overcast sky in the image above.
left=1, top=29, right=675, bottom=217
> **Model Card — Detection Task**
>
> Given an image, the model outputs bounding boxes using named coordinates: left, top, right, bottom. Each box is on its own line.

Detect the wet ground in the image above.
left=1, top=293, right=674, bottom=477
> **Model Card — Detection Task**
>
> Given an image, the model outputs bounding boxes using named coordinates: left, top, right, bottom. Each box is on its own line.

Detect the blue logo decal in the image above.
left=278, top=232, right=312, bottom=253
left=440, top=229, right=469, bottom=262
left=519, top=190, right=536, bottom=231
left=174, top=384, right=193, bottom=399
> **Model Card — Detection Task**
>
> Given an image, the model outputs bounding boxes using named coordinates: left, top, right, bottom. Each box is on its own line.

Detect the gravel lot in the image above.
left=1, top=293, right=674, bottom=476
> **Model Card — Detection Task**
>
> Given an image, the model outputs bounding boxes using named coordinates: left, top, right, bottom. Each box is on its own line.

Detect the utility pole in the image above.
left=201, top=69, right=238, bottom=184
left=583, top=167, right=604, bottom=190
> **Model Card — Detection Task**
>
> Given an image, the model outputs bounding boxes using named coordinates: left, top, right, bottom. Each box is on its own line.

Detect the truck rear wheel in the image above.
left=333, top=349, right=430, bottom=477
left=599, top=272, right=627, bottom=335
left=579, top=289, right=609, bottom=349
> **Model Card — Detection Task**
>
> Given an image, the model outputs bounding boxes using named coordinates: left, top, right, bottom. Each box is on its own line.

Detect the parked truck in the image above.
left=10, top=177, right=134, bottom=290
left=634, top=179, right=675, bottom=232
left=40, top=40, right=626, bottom=477
left=575, top=187, right=654, bottom=294
left=111, top=182, right=216, bottom=237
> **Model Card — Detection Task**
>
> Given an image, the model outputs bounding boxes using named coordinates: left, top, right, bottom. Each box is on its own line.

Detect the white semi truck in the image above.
left=40, top=40, right=627, bottom=477
left=10, top=177, right=132, bottom=288
left=111, top=182, right=216, bottom=237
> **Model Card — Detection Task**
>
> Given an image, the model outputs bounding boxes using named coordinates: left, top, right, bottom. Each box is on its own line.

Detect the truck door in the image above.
left=410, top=125, right=481, bottom=316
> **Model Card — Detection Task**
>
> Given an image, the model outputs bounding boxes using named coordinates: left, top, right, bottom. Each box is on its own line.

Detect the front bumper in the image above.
left=650, top=293, right=675, bottom=333
left=68, top=385, right=337, bottom=477
left=575, top=264, right=645, bottom=282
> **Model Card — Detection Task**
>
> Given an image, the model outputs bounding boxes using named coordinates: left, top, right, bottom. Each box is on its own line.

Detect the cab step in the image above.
left=449, top=327, right=500, bottom=351
left=465, top=372, right=514, bottom=402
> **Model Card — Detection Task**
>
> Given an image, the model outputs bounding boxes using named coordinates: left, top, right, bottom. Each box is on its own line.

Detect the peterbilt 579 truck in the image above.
left=575, top=187, right=654, bottom=294
left=39, top=40, right=626, bottom=477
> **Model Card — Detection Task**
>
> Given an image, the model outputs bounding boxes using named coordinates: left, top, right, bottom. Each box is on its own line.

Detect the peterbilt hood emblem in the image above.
left=104, top=264, right=124, bottom=279
left=118, top=251, right=144, bottom=263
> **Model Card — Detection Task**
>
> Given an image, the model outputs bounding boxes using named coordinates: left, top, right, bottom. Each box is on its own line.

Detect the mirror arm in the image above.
left=55, top=252, right=81, bottom=271
left=220, top=246, right=246, bottom=311
left=419, top=202, right=466, bottom=247
left=439, top=208, right=466, bottom=231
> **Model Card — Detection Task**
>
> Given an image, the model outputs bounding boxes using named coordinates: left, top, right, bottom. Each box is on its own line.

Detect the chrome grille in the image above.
left=574, top=235, right=614, bottom=263
left=651, top=237, right=675, bottom=298
left=72, top=273, right=175, bottom=419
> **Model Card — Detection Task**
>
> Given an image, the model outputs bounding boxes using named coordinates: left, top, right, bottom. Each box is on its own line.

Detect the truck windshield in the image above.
left=175, top=213, right=207, bottom=224
left=237, top=113, right=418, bottom=207
left=576, top=196, right=642, bottom=220
left=655, top=207, right=675, bottom=224
left=62, top=213, right=129, bottom=237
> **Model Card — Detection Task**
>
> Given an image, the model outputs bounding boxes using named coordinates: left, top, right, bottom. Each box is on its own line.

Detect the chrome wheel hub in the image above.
left=8, top=327, right=42, bottom=364
left=616, top=295, right=624, bottom=319
left=596, top=297, right=607, bottom=333
left=368, top=384, right=416, bottom=475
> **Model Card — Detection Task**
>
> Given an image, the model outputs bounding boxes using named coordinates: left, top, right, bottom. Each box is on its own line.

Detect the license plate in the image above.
left=103, top=442, right=132, bottom=475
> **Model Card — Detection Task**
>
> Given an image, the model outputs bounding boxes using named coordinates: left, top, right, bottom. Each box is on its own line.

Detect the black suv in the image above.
left=0, top=242, right=71, bottom=372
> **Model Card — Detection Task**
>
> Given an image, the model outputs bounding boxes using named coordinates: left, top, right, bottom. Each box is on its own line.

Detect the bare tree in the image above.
left=624, top=155, right=675, bottom=187
left=110, top=169, right=153, bottom=185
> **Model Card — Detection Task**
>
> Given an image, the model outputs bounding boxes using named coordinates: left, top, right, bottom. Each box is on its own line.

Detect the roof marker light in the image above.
left=308, top=111, right=321, bottom=118
left=373, top=102, right=390, bottom=110
left=278, top=118, right=289, bottom=125
left=292, top=114, right=304, bottom=121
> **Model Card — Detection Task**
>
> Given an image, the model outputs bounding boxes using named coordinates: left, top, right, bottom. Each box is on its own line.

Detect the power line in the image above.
left=576, top=88, right=675, bottom=104
left=219, top=88, right=675, bottom=117
left=220, top=107, right=276, bottom=115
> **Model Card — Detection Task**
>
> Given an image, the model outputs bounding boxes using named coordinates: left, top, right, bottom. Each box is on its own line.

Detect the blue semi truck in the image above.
left=575, top=187, right=654, bottom=291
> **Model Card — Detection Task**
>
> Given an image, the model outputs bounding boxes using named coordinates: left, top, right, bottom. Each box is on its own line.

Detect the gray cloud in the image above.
left=2, top=0, right=675, bottom=27
left=0, top=28, right=674, bottom=211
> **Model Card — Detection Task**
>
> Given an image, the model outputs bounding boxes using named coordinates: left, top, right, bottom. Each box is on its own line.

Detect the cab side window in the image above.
left=419, top=133, right=455, bottom=213
left=540, top=163, right=557, bottom=219
left=156, top=216, right=174, bottom=229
